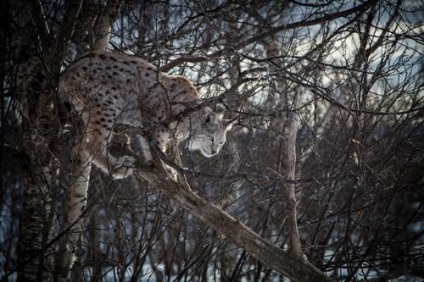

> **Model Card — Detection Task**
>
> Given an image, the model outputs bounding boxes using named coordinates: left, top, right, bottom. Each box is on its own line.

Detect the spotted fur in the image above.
left=59, top=51, right=231, bottom=178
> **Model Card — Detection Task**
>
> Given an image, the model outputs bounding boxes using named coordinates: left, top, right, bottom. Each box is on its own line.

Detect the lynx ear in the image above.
left=224, top=115, right=238, bottom=131
left=214, top=103, right=227, bottom=112
left=201, top=107, right=215, bottom=125
left=200, top=106, right=213, bottom=115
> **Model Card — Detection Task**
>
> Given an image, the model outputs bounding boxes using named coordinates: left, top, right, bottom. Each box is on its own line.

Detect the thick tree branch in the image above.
left=132, top=162, right=333, bottom=282
left=107, top=136, right=333, bottom=282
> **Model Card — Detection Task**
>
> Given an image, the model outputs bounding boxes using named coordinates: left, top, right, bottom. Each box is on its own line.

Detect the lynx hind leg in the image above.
left=85, top=120, right=135, bottom=179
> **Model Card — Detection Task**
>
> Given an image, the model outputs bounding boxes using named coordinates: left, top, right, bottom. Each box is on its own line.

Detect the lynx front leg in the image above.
left=118, top=123, right=178, bottom=181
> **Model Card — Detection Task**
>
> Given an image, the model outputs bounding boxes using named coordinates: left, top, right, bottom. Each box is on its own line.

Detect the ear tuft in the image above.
left=201, top=106, right=213, bottom=115
left=214, top=103, right=227, bottom=112
left=224, top=115, right=238, bottom=131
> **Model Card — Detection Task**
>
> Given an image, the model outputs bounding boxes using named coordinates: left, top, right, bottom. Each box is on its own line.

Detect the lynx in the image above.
left=59, top=51, right=233, bottom=178
left=57, top=51, right=235, bottom=278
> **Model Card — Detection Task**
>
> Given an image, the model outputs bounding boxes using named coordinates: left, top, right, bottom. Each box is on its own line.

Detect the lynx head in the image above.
left=187, top=107, right=235, bottom=158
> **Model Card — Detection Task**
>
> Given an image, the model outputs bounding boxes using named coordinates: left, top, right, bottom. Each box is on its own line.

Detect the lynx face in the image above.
left=187, top=108, right=232, bottom=157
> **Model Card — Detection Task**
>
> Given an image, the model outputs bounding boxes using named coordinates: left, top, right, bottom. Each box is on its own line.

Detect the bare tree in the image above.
left=2, top=0, right=81, bottom=280
left=1, top=0, right=423, bottom=281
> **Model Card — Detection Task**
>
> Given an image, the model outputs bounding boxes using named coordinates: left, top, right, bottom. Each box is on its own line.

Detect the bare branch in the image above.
left=131, top=155, right=334, bottom=282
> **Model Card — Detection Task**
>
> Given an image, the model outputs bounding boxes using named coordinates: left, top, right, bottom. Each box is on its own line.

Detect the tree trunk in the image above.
left=10, top=0, right=56, bottom=279
left=263, top=34, right=304, bottom=259
left=10, top=0, right=83, bottom=279
left=55, top=151, right=92, bottom=281
left=55, top=1, right=123, bottom=279
left=94, top=0, right=123, bottom=51
left=282, top=93, right=303, bottom=257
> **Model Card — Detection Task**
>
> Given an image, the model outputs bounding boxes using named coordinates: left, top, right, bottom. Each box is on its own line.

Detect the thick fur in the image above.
left=59, top=51, right=231, bottom=178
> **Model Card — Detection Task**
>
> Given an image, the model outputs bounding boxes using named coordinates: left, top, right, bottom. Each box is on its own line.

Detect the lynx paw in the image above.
left=163, top=163, right=178, bottom=182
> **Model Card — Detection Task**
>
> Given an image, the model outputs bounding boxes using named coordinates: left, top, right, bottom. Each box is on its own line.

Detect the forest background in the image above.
left=1, top=0, right=424, bottom=281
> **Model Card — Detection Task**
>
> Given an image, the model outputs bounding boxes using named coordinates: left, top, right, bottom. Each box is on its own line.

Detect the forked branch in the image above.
left=109, top=130, right=334, bottom=282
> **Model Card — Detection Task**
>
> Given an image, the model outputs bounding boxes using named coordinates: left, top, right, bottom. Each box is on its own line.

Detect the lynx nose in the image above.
left=211, top=148, right=217, bottom=155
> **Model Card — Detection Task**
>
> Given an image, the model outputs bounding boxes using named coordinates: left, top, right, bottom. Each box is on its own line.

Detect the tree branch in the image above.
left=108, top=135, right=334, bottom=282
left=132, top=161, right=333, bottom=282
left=160, top=0, right=377, bottom=71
